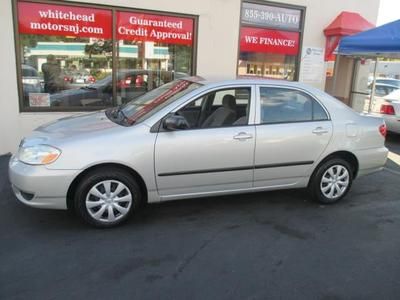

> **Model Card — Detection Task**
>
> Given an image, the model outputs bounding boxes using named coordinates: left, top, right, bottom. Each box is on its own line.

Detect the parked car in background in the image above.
left=9, top=78, right=388, bottom=227
left=63, top=70, right=96, bottom=86
left=50, top=69, right=188, bottom=107
left=369, top=88, right=400, bottom=134
left=22, top=64, right=43, bottom=98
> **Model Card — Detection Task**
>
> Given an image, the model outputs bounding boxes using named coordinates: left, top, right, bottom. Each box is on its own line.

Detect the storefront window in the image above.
left=237, top=2, right=304, bottom=80
left=15, top=1, right=196, bottom=111
left=17, top=1, right=113, bottom=109
left=115, top=11, right=194, bottom=105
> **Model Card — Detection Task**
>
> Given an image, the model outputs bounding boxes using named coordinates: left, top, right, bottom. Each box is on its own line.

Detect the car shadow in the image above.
left=385, top=133, right=400, bottom=171
left=386, top=133, right=400, bottom=155
left=4, top=187, right=318, bottom=232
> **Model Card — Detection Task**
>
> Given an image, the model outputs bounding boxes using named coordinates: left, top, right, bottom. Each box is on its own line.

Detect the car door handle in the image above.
left=233, top=132, right=253, bottom=140
left=312, top=127, right=329, bottom=135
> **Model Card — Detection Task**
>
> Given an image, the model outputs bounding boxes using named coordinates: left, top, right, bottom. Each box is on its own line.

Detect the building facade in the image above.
left=0, top=0, right=380, bottom=154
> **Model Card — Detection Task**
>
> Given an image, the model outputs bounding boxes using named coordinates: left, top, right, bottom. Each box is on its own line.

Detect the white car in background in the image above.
left=370, top=89, right=400, bottom=134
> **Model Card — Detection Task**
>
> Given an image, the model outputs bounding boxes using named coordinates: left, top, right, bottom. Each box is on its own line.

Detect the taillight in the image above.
left=380, top=104, right=395, bottom=115
left=379, top=124, right=387, bottom=138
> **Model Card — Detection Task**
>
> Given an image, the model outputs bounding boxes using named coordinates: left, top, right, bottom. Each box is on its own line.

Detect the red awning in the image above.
left=323, top=11, right=374, bottom=61
left=324, top=11, right=374, bottom=36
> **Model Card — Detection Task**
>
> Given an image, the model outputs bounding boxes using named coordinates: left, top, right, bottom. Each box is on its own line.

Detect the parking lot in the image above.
left=1, top=135, right=399, bottom=300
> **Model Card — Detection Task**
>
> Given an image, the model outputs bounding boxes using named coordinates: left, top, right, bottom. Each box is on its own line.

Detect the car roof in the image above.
left=376, top=78, right=400, bottom=81
left=22, top=64, right=37, bottom=70
left=374, top=82, right=400, bottom=88
left=186, top=76, right=315, bottom=90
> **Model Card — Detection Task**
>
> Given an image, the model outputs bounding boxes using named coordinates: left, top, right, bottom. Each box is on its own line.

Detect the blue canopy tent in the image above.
left=338, top=19, right=400, bottom=112
left=339, top=19, right=400, bottom=57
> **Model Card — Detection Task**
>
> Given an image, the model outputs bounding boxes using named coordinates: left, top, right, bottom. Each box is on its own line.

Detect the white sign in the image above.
left=241, top=2, right=301, bottom=30
left=299, top=47, right=325, bottom=86
left=29, top=93, right=50, bottom=107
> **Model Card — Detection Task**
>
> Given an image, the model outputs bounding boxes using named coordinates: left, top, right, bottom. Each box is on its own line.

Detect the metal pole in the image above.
left=368, top=58, right=378, bottom=113
left=331, top=54, right=340, bottom=96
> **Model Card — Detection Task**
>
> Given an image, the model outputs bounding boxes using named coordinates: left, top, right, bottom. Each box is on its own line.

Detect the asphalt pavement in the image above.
left=1, top=135, right=400, bottom=300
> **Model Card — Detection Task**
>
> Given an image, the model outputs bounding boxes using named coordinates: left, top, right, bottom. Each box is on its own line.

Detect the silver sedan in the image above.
left=9, top=78, right=388, bottom=227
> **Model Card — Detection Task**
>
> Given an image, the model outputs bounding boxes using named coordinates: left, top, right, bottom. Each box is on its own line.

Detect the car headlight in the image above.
left=18, top=145, right=61, bottom=165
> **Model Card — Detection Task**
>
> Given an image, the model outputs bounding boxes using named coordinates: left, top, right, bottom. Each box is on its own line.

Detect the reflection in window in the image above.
left=20, top=38, right=114, bottom=108
left=238, top=53, right=296, bottom=80
left=16, top=1, right=196, bottom=111
left=18, top=1, right=113, bottom=109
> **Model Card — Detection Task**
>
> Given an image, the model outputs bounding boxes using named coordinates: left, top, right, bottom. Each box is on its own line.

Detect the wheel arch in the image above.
left=66, top=163, right=148, bottom=210
left=310, top=150, right=359, bottom=185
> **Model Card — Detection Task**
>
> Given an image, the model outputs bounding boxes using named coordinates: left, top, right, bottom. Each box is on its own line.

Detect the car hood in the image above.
left=23, top=111, right=119, bottom=146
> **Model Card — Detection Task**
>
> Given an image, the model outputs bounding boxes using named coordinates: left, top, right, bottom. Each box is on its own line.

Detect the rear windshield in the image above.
left=376, top=79, right=400, bottom=88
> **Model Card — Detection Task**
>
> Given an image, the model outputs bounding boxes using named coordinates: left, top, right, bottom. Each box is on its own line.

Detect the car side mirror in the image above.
left=163, top=115, right=190, bottom=131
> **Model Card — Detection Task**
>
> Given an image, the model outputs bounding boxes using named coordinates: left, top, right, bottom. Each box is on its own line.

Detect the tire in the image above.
left=74, top=167, right=142, bottom=228
left=308, top=158, right=353, bottom=204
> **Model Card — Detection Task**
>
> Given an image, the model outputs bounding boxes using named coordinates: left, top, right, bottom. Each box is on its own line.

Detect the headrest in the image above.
left=222, top=94, right=236, bottom=110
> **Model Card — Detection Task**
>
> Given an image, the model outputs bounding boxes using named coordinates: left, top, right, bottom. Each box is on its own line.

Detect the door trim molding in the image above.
left=157, top=160, right=314, bottom=176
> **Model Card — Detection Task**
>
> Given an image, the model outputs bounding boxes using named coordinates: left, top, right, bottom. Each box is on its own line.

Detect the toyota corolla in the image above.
left=9, top=77, right=388, bottom=227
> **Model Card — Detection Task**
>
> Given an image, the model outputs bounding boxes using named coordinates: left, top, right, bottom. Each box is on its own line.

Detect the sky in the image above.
left=377, top=0, right=400, bottom=25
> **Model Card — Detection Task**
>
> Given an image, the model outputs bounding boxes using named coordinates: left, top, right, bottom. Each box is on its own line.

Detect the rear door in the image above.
left=254, top=85, right=333, bottom=187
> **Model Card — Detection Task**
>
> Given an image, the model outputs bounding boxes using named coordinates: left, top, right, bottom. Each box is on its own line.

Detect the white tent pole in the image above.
left=368, top=58, right=378, bottom=113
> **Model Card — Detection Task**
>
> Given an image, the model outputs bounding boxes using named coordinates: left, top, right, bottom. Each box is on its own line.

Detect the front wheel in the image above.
left=74, top=168, right=142, bottom=228
left=309, top=158, right=353, bottom=204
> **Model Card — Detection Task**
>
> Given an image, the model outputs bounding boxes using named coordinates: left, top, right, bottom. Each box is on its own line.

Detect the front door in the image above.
left=254, top=85, right=333, bottom=187
left=154, top=86, right=256, bottom=199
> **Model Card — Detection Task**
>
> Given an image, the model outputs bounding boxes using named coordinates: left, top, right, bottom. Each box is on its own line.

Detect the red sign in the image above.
left=117, top=11, right=193, bottom=45
left=17, top=1, right=112, bottom=39
left=240, top=27, right=299, bottom=55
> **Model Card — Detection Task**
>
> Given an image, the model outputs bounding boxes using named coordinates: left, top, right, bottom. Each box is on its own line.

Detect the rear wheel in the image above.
left=309, top=158, right=353, bottom=204
left=74, top=168, right=142, bottom=227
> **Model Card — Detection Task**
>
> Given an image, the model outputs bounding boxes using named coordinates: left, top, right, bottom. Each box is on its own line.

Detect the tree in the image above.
left=85, top=40, right=113, bottom=58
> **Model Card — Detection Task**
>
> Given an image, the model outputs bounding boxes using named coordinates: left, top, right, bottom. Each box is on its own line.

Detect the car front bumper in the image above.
left=8, top=156, right=79, bottom=210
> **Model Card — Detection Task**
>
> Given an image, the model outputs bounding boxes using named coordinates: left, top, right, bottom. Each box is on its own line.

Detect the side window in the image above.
left=176, top=87, right=251, bottom=129
left=259, top=87, right=328, bottom=124
left=313, top=99, right=329, bottom=121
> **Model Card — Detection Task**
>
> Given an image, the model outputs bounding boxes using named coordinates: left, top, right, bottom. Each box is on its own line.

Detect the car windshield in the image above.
left=107, top=79, right=202, bottom=125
